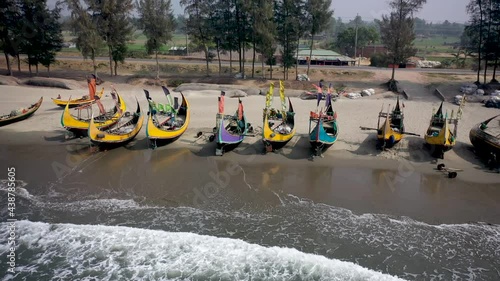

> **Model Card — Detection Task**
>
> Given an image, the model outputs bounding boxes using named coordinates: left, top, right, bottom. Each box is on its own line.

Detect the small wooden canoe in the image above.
left=424, top=102, right=456, bottom=159
left=61, top=92, right=126, bottom=137
left=144, top=87, right=190, bottom=148
left=0, top=97, right=43, bottom=127
left=215, top=95, right=248, bottom=156
left=52, top=88, right=104, bottom=108
left=377, top=96, right=404, bottom=149
left=88, top=99, right=144, bottom=149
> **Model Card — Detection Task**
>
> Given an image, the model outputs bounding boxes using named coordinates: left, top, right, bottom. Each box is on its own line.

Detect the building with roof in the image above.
left=297, top=49, right=356, bottom=66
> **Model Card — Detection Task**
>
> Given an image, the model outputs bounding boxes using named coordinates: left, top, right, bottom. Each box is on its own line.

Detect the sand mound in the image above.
left=22, top=77, right=79, bottom=90
left=0, top=75, right=21, bottom=86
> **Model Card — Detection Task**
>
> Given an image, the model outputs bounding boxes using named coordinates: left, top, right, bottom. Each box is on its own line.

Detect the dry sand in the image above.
left=0, top=78, right=499, bottom=185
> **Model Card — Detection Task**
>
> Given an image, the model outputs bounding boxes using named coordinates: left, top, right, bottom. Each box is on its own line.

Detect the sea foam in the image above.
left=0, top=221, right=406, bottom=281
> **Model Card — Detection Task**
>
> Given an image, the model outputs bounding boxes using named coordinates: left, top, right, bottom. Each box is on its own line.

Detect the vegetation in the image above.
left=463, top=0, right=500, bottom=84
left=0, top=0, right=63, bottom=76
left=136, top=0, right=176, bottom=79
left=378, top=0, right=427, bottom=91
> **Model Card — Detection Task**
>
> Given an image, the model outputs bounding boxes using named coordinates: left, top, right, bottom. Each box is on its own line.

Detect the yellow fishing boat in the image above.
left=52, top=75, right=103, bottom=108
left=88, top=99, right=144, bottom=149
left=262, top=81, right=296, bottom=152
left=61, top=91, right=126, bottom=137
left=144, top=86, right=190, bottom=148
left=424, top=102, right=457, bottom=159
left=376, top=95, right=405, bottom=149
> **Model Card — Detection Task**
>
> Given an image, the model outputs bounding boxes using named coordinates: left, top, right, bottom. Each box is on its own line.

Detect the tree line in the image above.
left=463, top=0, right=500, bottom=85
left=0, top=0, right=64, bottom=76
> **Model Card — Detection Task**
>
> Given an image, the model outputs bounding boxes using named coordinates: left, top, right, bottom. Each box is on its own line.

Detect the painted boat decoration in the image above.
left=61, top=90, right=126, bottom=137
left=262, top=80, right=296, bottom=152
left=424, top=101, right=459, bottom=159
left=88, top=98, right=144, bottom=148
left=0, top=97, right=43, bottom=127
left=309, top=83, right=339, bottom=156
left=144, top=86, right=190, bottom=148
left=52, top=74, right=103, bottom=108
left=215, top=91, right=248, bottom=156
left=469, top=114, right=500, bottom=167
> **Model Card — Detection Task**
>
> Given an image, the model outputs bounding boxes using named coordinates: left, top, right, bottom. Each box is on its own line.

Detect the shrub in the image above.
left=370, top=53, right=390, bottom=67
left=168, top=79, right=185, bottom=88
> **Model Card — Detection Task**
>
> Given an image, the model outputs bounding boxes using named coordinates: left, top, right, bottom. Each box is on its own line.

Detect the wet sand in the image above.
left=1, top=83, right=500, bottom=227
left=2, top=129, right=499, bottom=225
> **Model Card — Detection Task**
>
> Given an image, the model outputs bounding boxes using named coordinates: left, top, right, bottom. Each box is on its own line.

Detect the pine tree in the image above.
left=0, top=0, right=20, bottom=76
left=87, top=0, right=134, bottom=76
left=65, top=0, right=106, bottom=76
left=180, top=0, right=215, bottom=76
left=305, top=0, right=333, bottom=76
left=136, top=0, right=176, bottom=79
left=19, top=0, right=64, bottom=75
left=378, top=0, right=427, bottom=91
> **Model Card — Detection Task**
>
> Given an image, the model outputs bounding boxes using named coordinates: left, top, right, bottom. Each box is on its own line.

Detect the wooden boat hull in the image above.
left=52, top=88, right=104, bottom=108
left=425, top=125, right=455, bottom=159
left=423, top=102, right=456, bottom=159
left=469, top=117, right=500, bottom=157
left=216, top=116, right=247, bottom=155
left=88, top=100, right=144, bottom=149
left=262, top=99, right=296, bottom=151
left=61, top=93, right=126, bottom=137
left=309, top=119, right=338, bottom=154
left=0, top=97, right=43, bottom=127
left=377, top=115, right=403, bottom=149
left=146, top=93, right=190, bottom=146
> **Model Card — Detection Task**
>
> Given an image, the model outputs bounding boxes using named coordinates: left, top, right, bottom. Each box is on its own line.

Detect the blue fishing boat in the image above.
left=309, top=83, right=339, bottom=156
left=215, top=92, right=248, bottom=156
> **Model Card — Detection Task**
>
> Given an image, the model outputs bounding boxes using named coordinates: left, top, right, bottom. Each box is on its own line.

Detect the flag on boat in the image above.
left=218, top=91, right=225, bottom=114
left=238, top=99, right=243, bottom=120
left=88, top=75, right=96, bottom=100
left=265, top=83, right=274, bottom=109
left=162, top=86, right=174, bottom=106
left=279, top=80, right=287, bottom=117
left=325, top=93, right=331, bottom=110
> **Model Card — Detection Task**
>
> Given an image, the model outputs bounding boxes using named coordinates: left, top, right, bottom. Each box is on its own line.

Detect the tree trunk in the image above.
left=242, top=46, right=246, bottom=78
left=47, top=64, right=50, bottom=77
left=229, top=50, right=233, bottom=76
left=114, top=61, right=118, bottom=76
left=155, top=50, right=160, bottom=80
left=492, top=59, right=498, bottom=82
left=186, top=34, right=189, bottom=56
left=28, top=57, right=32, bottom=75
left=295, top=38, right=300, bottom=80
left=4, top=53, right=12, bottom=76
left=391, top=64, right=396, bottom=80
left=477, top=1, right=484, bottom=85
left=17, top=54, right=21, bottom=72
left=252, top=42, right=256, bottom=78
left=270, top=64, right=273, bottom=80
left=92, top=50, right=97, bottom=77
left=205, top=45, right=210, bottom=76
left=108, top=45, right=113, bottom=76
left=484, top=59, right=488, bottom=85
left=35, top=63, right=38, bottom=75
left=262, top=55, right=265, bottom=79
left=307, top=34, right=314, bottom=76
left=216, top=40, right=222, bottom=76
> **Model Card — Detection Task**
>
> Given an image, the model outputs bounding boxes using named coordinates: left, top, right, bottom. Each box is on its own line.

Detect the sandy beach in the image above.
left=1, top=74, right=500, bottom=281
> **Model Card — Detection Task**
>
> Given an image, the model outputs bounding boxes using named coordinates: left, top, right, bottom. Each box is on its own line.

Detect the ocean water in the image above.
left=1, top=180, right=499, bottom=281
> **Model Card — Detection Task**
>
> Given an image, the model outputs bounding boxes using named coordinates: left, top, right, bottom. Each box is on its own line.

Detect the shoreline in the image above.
left=1, top=83, right=500, bottom=226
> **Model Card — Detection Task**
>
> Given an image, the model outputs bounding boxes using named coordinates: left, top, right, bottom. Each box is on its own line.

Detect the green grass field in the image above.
left=62, top=30, right=189, bottom=54
left=414, top=36, right=461, bottom=56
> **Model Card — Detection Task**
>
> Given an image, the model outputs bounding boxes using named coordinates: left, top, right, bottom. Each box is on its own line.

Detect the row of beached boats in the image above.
left=1, top=75, right=499, bottom=165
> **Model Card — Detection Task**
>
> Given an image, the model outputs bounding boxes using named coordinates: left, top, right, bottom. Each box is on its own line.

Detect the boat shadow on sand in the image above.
left=347, top=134, right=383, bottom=157
left=453, top=141, right=500, bottom=173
